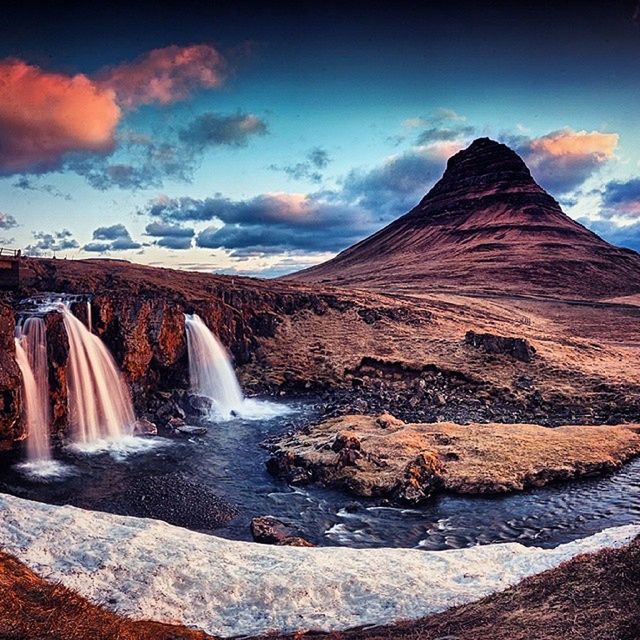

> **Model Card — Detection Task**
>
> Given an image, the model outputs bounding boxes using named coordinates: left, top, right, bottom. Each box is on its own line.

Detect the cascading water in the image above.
left=184, top=314, right=245, bottom=417
left=14, top=317, right=51, bottom=462
left=86, top=300, right=92, bottom=333
left=60, top=305, right=136, bottom=443
left=184, top=313, right=292, bottom=421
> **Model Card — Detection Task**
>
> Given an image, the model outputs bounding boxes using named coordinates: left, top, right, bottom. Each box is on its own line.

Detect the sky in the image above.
left=1, top=0, right=640, bottom=277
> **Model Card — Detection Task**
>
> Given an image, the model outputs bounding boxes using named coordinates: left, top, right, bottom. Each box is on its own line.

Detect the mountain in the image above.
left=288, top=138, right=640, bottom=299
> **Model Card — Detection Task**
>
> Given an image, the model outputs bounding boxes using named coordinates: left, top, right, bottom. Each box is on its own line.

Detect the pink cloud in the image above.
left=98, top=44, right=226, bottom=109
left=0, top=60, right=120, bottom=173
left=522, top=128, right=618, bottom=194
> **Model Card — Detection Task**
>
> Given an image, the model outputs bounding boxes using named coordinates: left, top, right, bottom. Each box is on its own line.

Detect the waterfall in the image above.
left=60, top=305, right=136, bottom=443
left=14, top=317, right=51, bottom=462
left=184, top=314, right=245, bottom=417
left=86, top=300, right=92, bottom=333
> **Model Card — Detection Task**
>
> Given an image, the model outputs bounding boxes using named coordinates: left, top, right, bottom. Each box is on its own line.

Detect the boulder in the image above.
left=465, top=330, right=536, bottom=362
left=250, top=516, right=314, bottom=547
left=133, top=418, right=157, bottom=436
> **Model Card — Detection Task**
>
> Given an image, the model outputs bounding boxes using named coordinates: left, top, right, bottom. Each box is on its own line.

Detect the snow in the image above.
left=0, top=492, right=637, bottom=637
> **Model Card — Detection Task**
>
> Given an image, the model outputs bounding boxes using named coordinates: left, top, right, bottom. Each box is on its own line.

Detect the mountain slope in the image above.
left=288, top=138, right=640, bottom=299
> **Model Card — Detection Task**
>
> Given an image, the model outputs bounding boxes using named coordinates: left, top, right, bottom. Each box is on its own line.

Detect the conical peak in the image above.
left=443, top=137, right=532, bottom=184
left=418, top=137, right=551, bottom=210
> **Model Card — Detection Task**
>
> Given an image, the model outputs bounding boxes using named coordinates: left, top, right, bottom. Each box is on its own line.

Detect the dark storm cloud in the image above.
left=178, top=112, right=268, bottom=150
left=84, top=224, right=141, bottom=252
left=24, top=229, right=79, bottom=256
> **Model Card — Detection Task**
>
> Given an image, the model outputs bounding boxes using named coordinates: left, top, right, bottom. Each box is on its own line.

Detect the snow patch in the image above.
left=0, top=492, right=637, bottom=637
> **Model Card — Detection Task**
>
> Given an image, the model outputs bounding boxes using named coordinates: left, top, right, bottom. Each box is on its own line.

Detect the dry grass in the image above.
left=270, top=414, right=640, bottom=499
left=0, top=551, right=213, bottom=640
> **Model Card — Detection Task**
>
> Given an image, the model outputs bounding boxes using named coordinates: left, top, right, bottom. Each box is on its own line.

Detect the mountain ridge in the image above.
left=287, top=138, right=640, bottom=299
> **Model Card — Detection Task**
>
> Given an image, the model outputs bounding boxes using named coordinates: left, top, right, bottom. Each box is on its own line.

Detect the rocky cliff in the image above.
left=0, top=299, right=22, bottom=449
left=289, top=138, right=640, bottom=299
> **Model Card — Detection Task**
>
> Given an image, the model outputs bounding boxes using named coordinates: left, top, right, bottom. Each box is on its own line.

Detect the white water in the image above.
left=185, top=313, right=245, bottom=418
left=184, top=313, right=291, bottom=421
left=61, top=305, right=136, bottom=444
left=14, top=318, right=51, bottom=462
left=86, top=300, right=92, bottom=333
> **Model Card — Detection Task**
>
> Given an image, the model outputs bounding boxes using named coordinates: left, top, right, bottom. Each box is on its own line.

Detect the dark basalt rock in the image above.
left=465, top=330, right=536, bottom=363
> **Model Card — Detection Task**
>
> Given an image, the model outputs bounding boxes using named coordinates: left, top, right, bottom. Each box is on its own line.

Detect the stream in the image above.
left=1, top=399, right=639, bottom=550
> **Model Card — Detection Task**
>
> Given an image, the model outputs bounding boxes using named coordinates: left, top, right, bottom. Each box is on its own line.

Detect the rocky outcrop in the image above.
left=289, top=138, right=640, bottom=299
left=250, top=516, right=314, bottom=547
left=267, top=414, right=640, bottom=504
left=465, top=330, right=536, bottom=362
left=0, top=300, right=22, bottom=449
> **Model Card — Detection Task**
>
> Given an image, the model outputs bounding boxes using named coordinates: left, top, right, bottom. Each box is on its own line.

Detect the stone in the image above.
left=175, top=425, right=208, bottom=436
left=465, top=330, right=536, bottom=363
left=250, top=516, right=314, bottom=547
left=133, top=418, right=157, bottom=436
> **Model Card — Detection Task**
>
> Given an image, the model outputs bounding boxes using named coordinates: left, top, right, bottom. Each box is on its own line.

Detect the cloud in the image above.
left=0, top=213, right=18, bottom=230
left=0, top=59, right=120, bottom=174
left=24, top=229, right=79, bottom=256
left=84, top=224, right=141, bottom=252
left=69, top=112, right=268, bottom=191
left=12, top=177, right=72, bottom=200
left=510, top=128, right=619, bottom=195
left=600, top=178, right=640, bottom=218
left=580, top=217, right=640, bottom=252
left=340, top=143, right=458, bottom=217
left=0, top=45, right=229, bottom=177
left=67, top=135, right=193, bottom=191
left=145, top=221, right=195, bottom=237
left=142, top=192, right=373, bottom=253
left=144, top=220, right=194, bottom=250
left=97, top=44, right=226, bottom=109
left=401, top=109, right=474, bottom=147
left=269, top=147, right=331, bottom=183
left=178, top=112, right=267, bottom=150
left=156, top=236, right=193, bottom=249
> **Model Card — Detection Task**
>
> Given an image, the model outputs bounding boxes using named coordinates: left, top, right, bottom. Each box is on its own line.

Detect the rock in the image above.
left=133, top=418, right=157, bottom=436
left=393, top=452, right=444, bottom=504
left=175, top=425, right=207, bottom=436
left=167, top=416, right=186, bottom=429
left=465, top=330, right=536, bottom=363
left=186, top=393, right=213, bottom=414
left=250, top=516, right=314, bottom=547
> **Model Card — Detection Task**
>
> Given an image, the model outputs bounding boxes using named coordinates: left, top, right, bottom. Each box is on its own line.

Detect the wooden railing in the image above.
left=0, top=248, right=20, bottom=258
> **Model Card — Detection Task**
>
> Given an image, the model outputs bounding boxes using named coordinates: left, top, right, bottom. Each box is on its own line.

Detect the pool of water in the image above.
left=1, top=399, right=639, bottom=550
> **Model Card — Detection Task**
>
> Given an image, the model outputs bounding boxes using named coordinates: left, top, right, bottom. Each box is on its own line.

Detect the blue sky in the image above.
left=1, top=1, right=640, bottom=276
